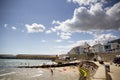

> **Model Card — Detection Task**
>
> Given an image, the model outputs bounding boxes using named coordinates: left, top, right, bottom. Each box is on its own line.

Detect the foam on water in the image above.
left=0, top=72, right=16, bottom=77
left=31, top=74, right=43, bottom=77
left=0, top=59, right=55, bottom=67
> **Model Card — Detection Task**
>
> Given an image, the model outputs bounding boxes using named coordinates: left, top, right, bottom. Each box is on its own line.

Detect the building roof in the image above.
left=92, top=43, right=103, bottom=47
left=109, top=38, right=120, bottom=44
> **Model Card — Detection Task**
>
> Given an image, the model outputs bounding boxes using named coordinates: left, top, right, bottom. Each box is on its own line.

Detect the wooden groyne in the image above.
left=18, top=61, right=98, bottom=68
left=18, top=62, right=79, bottom=68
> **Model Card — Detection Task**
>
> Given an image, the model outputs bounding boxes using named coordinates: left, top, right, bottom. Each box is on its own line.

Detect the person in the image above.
left=50, top=68, right=53, bottom=75
left=63, top=67, right=67, bottom=71
left=79, top=61, right=83, bottom=67
left=98, top=55, right=104, bottom=65
left=118, top=58, right=120, bottom=67
left=81, top=68, right=87, bottom=80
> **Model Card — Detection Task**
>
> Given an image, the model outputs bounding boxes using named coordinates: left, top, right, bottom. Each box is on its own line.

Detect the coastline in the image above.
left=0, top=60, right=99, bottom=80
left=16, top=60, right=98, bottom=80
left=0, top=66, right=80, bottom=80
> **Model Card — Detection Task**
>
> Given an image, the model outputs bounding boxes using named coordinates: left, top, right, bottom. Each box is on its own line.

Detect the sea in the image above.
left=0, top=59, right=57, bottom=80
left=0, top=59, right=55, bottom=68
left=0, top=59, right=79, bottom=80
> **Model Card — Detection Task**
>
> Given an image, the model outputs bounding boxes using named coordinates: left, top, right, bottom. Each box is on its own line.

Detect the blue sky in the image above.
left=0, top=0, right=120, bottom=55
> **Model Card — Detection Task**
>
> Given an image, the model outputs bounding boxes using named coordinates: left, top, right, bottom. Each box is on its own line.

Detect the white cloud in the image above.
left=25, top=23, right=45, bottom=33
left=70, top=0, right=105, bottom=6
left=50, top=1, right=120, bottom=39
left=41, top=40, right=46, bottom=43
left=57, top=32, right=60, bottom=35
left=52, top=20, right=61, bottom=25
left=57, top=33, right=119, bottom=53
left=106, top=2, right=120, bottom=25
left=55, top=40, right=91, bottom=54
left=11, top=26, right=17, bottom=30
left=45, top=27, right=57, bottom=34
left=59, top=32, right=72, bottom=40
left=51, top=27, right=56, bottom=32
left=94, top=33, right=119, bottom=44
left=55, top=39, right=62, bottom=43
left=53, top=33, right=119, bottom=54
left=46, top=30, right=52, bottom=34
left=49, top=0, right=120, bottom=54
left=4, top=24, right=8, bottom=28
left=77, top=34, right=118, bottom=46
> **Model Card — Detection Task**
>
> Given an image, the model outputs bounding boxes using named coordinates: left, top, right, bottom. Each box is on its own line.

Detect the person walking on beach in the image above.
left=50, top=68, right=53, bottom=75
left=79, top=61, right=83, bottom=67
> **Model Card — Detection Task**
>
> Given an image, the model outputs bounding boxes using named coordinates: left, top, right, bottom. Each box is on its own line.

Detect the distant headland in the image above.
left=0, top=54, right=57, bottom=60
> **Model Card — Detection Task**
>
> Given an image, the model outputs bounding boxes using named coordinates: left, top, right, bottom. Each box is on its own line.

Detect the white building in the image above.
left=68, top=39, right=120, bottom=54
left=92, top=44, right=104, bottom=53
left=104, top=42, right=120, bottom=53
left=68, top=46, right=84, bottom=54
left=68, top=43, right=91, bottom=54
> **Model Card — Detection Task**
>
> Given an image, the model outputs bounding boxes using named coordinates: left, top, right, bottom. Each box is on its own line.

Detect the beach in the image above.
left=0, top=58, right=120, bottom=80
left=0, top=66, right=79, bottom=80
left=0, top=59, right=80, bottom=80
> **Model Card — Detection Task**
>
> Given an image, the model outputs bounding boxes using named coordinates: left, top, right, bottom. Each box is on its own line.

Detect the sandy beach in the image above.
left=0, top=66, right=80, bottom=80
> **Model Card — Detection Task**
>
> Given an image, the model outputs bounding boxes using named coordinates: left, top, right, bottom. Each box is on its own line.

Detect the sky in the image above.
left=0, top=0, right=120, bottom=55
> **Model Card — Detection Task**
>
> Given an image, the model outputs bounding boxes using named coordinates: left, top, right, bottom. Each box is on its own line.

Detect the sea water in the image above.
left=0, top=59, right=79, bottom=80
left=0, top=59, right=55, bottom=67
left=0, top=59, right=56, bottom=80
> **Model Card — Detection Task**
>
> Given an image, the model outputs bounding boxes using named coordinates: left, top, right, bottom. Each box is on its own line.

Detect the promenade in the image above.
left=107, top=63, right=120, bottom=80
left=92, top=62, right=120, bottom=80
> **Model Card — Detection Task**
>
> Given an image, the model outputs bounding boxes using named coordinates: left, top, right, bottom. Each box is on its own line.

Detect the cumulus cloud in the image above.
left=94, top=33, right=119, bottom=44
left=75, top=34, right=118, bottom=46
left=76, top=34, right=118, bottom=46
left=50, top=0, right=120, bottom=53
left=69, top=0, right=105, bottom=6
left=51, top=0, right=120, bottom=39
left=58, top=33, right=119, bottom=52
left=25, top=23, right=45, bottom=33
left=56, top=40, right=93, bottom=53
left=11, top=26, right=17, bottom=30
